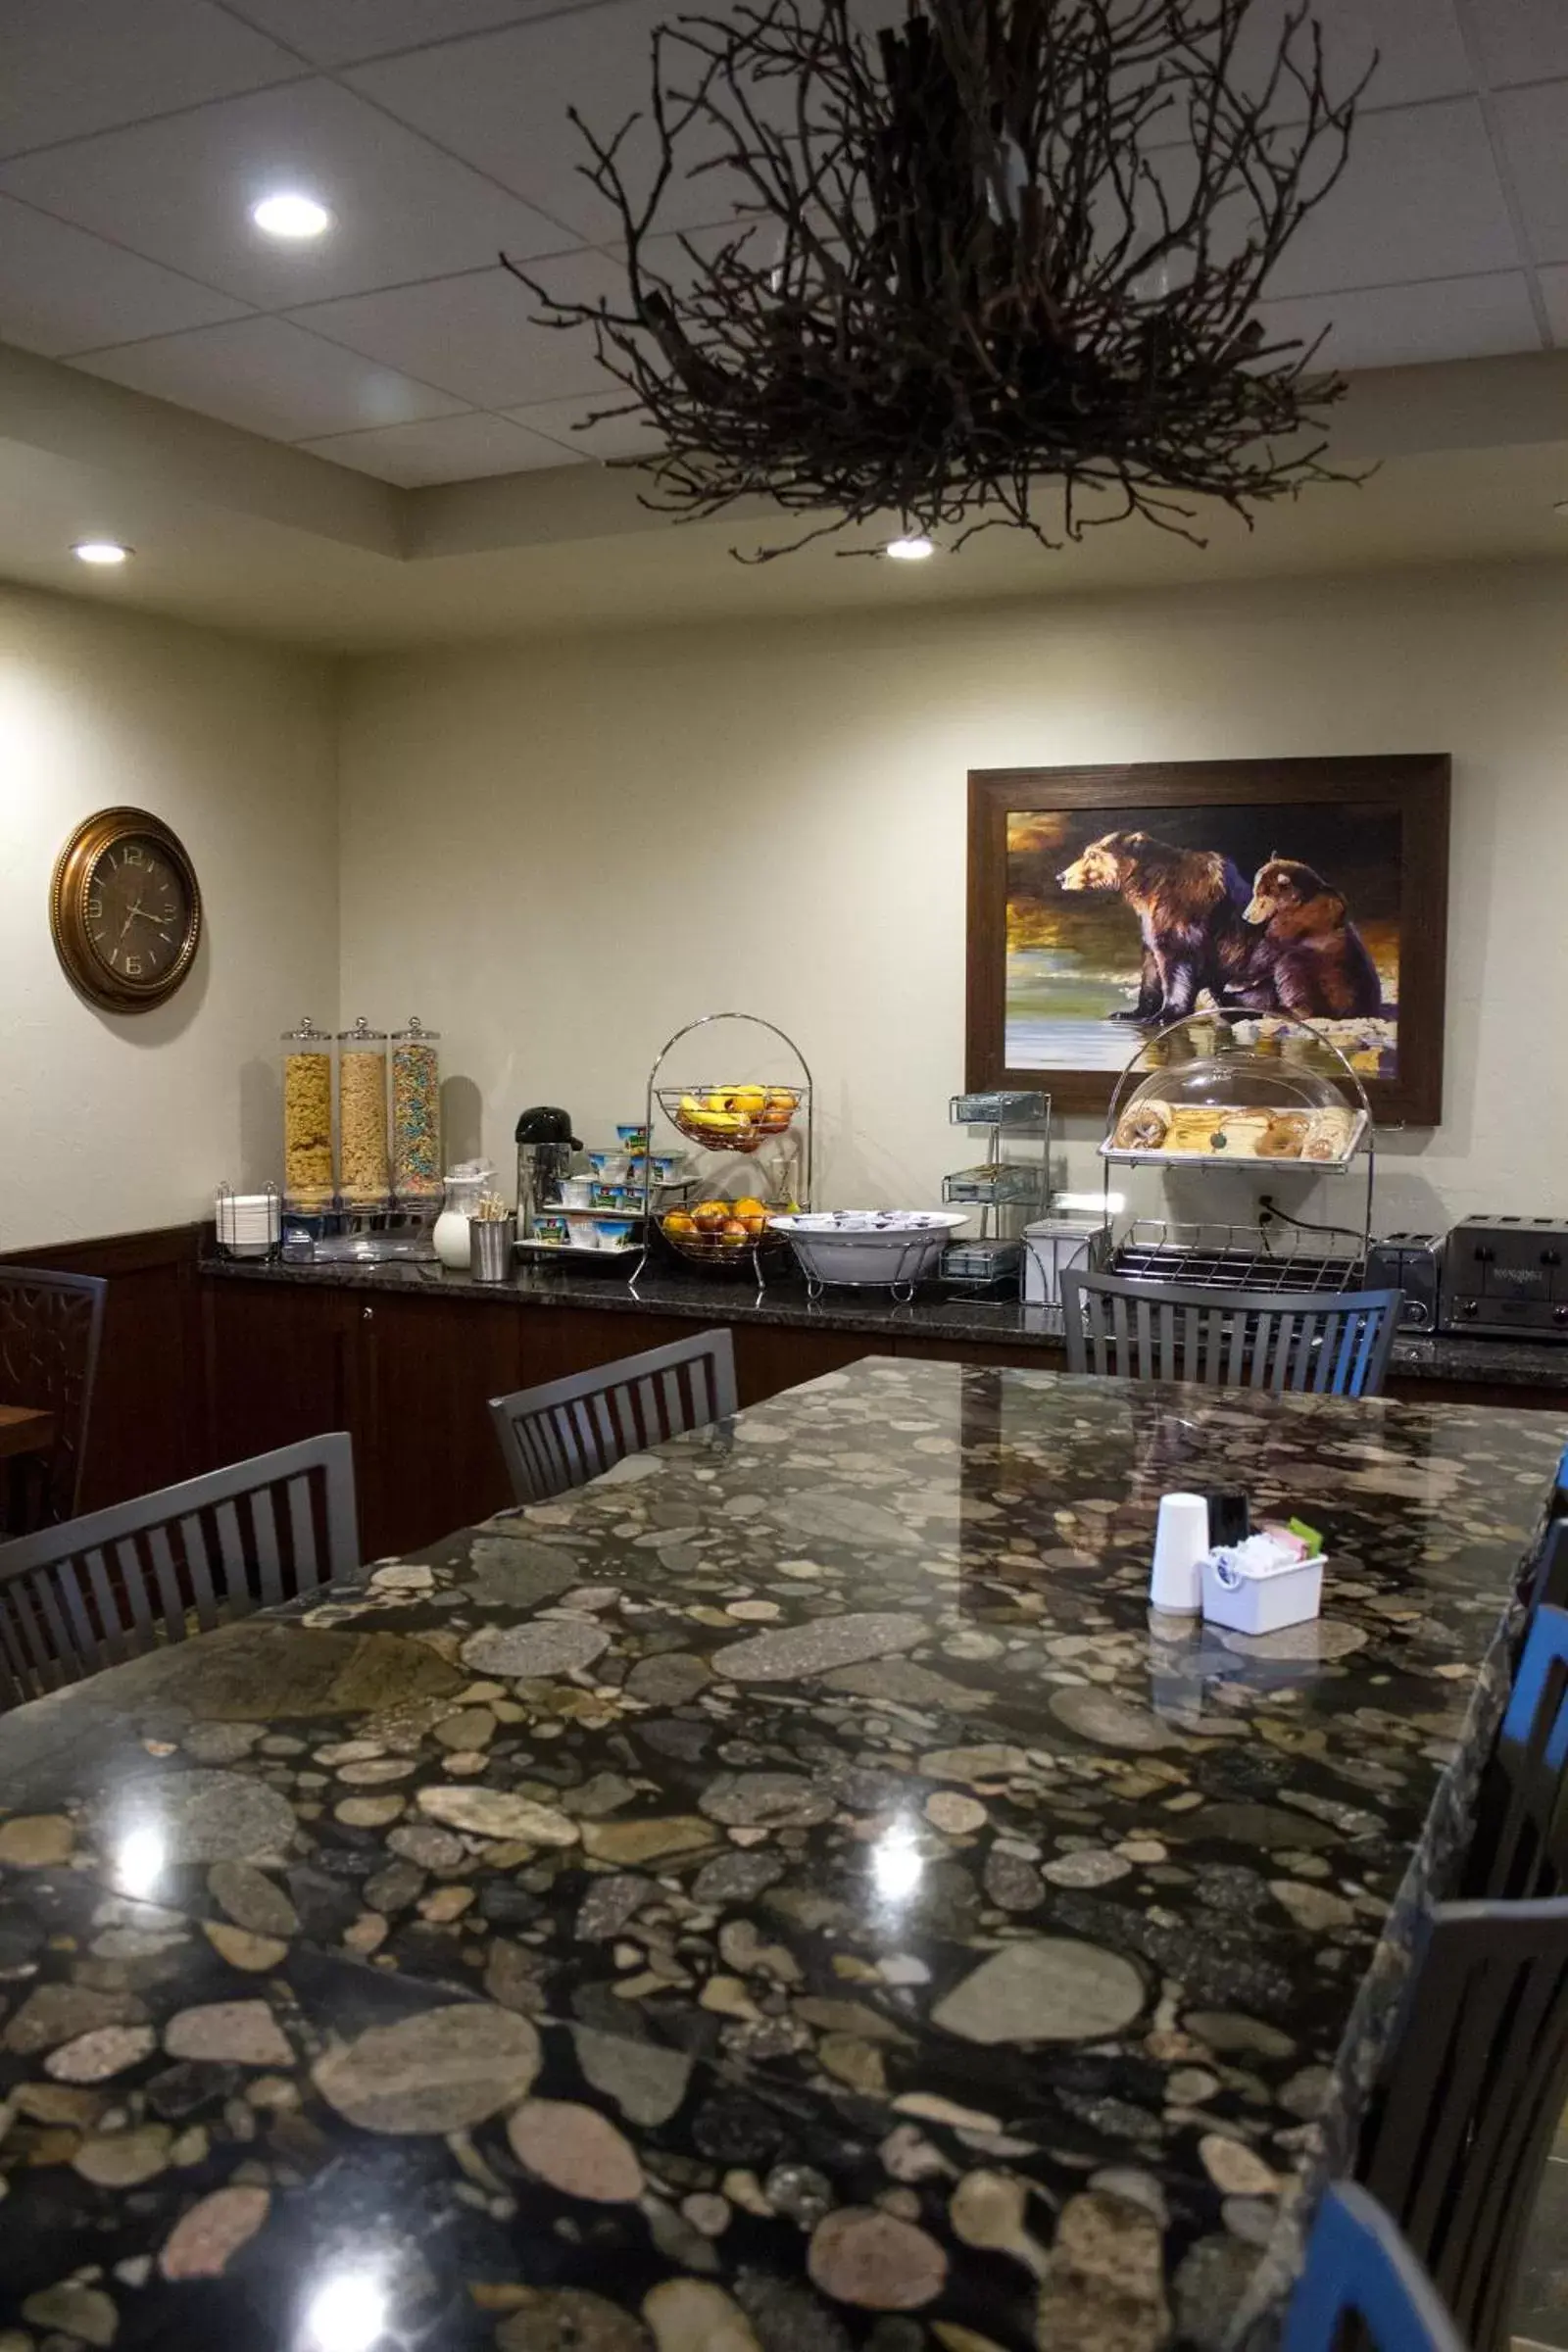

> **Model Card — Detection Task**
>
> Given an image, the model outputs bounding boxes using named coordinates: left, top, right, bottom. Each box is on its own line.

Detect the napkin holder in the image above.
left=1200, top=1542, right=1324, bottom=1635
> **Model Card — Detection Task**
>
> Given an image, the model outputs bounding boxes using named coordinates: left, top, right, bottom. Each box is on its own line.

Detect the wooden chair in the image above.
left=1461, top=1601, right=1568, bottom=1904
left=0, top=1265, right=107, bottom=1529
left=490, top=1329, right=737, bottom=1505
left=0, top=1433, right=359, bottom=1706
left=1284, top=2182, right=1466, bottom=2352
left=1060, top=1268, right=1402, bottom=1397
left=1355, top=1895, right=1568, bottom=2352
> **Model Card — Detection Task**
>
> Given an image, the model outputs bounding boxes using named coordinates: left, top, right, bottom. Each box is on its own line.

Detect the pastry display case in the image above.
left=1097, top=1011, right=1376, bottom=1293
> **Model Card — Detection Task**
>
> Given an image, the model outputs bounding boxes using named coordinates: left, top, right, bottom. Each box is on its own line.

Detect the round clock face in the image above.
left=51, top=808, right=202, bottom=1012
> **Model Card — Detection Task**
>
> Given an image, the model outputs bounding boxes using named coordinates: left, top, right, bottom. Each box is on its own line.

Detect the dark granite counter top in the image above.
left=202, top=1250, right=1568, bottom=1392
left=0, top=1360, right=1559, bottom=2349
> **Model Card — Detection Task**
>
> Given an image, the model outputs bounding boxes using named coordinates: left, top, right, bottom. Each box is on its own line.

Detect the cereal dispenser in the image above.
left=391, top=1017, right=442, bottom=1203
left=281, top=1016, right=335, bottom=1209
left=337, top=1016, right=390, bottom=1208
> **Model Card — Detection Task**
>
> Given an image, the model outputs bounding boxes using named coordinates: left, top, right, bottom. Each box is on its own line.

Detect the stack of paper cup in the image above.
left=1150, top=1492, right=1210, bottom=1614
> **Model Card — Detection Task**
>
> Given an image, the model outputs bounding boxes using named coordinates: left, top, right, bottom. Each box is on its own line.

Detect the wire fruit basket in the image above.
left=635, top=1013, right=813, bottom=1292
left=657, top=1084, right=804, bottom=1156
left=659, top=1197, right=793, bottom=1273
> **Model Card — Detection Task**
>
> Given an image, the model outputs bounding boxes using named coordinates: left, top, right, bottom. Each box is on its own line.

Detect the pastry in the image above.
left=1113, top=1100, right=1171, bottom=1151
left=1256, top=1112, right=1310, bottom=1159
left=1302, top=1107, right=1355, bottom=1161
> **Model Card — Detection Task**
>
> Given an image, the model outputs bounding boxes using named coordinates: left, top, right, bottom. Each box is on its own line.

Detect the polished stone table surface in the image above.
left=0, top=1361, right=1560, bottom=2352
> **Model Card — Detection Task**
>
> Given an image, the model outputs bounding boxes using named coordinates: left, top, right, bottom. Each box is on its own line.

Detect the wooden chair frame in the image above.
left=490, top=1329, right=737, bottom=1506
left=0, top=1433, right=359, bottom=1706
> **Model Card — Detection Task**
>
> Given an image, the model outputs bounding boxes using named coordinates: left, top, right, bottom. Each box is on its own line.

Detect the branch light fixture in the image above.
left=505, top=0, right=1371, bottom=562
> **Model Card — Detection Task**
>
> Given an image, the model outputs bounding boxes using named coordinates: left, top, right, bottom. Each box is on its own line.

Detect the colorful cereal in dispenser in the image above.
left=391, top=1017, right=441, bottom=1201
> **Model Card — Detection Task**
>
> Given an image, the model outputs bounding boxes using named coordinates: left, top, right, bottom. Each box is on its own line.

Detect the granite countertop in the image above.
left=0, top=1363, right=1557, bottom=2352
left=202, top=1250, right=1568, bottom=1391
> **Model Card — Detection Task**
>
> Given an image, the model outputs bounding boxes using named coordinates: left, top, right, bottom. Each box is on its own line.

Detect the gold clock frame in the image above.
left=50, top=807, right=203, bottom=1014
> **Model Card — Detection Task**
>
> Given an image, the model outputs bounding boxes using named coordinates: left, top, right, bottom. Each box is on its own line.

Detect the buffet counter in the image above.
left=201, top=1249, right=1568, bottom=1395
left=197, top=1252, right=1568, bottom=1560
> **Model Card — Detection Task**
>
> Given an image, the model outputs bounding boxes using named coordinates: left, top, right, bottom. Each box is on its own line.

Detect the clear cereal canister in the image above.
left=336, top=1016, right=390, bottom=1208
left=391, top=1016, right=442, bottom=1203
left=280, top=1015, right=335, bottom=1208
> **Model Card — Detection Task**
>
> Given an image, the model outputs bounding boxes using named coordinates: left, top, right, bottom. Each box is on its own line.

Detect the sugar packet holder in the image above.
left=1200, top=1529, right=1325, bottom=1635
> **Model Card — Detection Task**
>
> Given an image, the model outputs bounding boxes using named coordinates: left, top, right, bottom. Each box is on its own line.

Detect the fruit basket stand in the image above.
left=633, top=1011, right=813, bottom=1291
left=1097, top=1010, right=1376, bottom=1293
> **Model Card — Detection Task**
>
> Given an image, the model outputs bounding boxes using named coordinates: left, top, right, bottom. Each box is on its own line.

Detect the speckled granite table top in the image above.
left=0, top=1360, right=1561, bottom=2352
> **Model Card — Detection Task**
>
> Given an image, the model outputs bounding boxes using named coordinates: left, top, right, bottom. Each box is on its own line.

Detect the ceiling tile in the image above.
left=0, top=0, right=303, bottom=158
left=300, top=410, right=573, bottom=482
left=506, top=390, right=662, bottom=461
left=73, top=315, right=466, bottom=440
left=1252, top=271, right=1543, bottom=371
left=347, top=0, right=756, bottom=243
left=1263, top=98, right=1521, bottom=296
left=0, top=195, right=251, bottom=357
left=1236, top=0, right=1473, bottom=111
left=1494, top=81, right=1568, bottom=262
left=220, top=0, right=578, bottom=69
left=1534, top=265, right=1568, bottom=344
left=0, top=78, right=575, bottom=309
left=1468, top=0, right=1568, bottom=89
left=287, top=253, right=624, bottom=408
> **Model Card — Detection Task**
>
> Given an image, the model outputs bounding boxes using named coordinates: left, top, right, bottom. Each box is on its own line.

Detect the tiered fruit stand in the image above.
left=633, top=1011, right=813, bottom=1292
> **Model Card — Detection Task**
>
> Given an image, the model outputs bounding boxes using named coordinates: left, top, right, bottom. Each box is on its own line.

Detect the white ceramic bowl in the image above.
left=769, top=1209, right=967, bottom=1289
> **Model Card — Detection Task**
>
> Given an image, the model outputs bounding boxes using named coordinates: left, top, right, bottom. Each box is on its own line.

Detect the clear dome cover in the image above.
left=1108, top=1043, right=1360, bottom=1163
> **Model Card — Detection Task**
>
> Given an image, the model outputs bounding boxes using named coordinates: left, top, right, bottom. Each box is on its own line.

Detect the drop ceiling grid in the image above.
left=0, top=0, right=1564, bottom=480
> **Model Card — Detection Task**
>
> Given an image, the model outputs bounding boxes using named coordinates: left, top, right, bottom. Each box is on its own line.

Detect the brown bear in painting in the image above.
left=1241, top=857, right=1384, bottom=1018
left=1056, top=830, right=1255, bottom=1022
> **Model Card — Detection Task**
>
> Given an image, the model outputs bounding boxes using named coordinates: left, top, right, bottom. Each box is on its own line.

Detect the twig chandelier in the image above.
left=504, top=0, right=1370, bottom=560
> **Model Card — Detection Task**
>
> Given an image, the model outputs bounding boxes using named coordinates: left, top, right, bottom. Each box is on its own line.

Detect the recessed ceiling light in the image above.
left=885, top=533, right=935, bottom=561
left=251, top=190, right=332, bottom=241
left=72, top=540, right=132, bottom=566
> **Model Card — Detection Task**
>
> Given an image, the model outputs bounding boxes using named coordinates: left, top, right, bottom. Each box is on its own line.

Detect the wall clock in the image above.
left=50, top=807, right=203, bottom=1013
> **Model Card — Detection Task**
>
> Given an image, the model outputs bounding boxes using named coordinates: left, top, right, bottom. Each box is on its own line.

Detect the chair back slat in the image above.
left=1357, top=1895, right=1568, bottom=2348
left=0, top=1436, right=359, bottom=1707
left=1061, top=1271, right=1402, bottom=1399
left=491, top=1330, right=738, bottom=1507
left=213, top=1498, right=252, bottom=1615
left=83, top=1548, right=127, bottom=1662
left=1283, top=2181, right=1465, bottom=2352
left=250, top=1489, right=283, bottom=1609
left=285, top=1472, right=319, bottom=1594
left=179, top=1511, right=221, bottom=1631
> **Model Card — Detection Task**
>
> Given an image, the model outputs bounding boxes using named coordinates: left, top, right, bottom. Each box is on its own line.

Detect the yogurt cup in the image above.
left=598, top=1219, right=635, bottom=1250
left=566, top=1214, right=600, bottom=1250
left=559, top=1176, right=594, bottom=1208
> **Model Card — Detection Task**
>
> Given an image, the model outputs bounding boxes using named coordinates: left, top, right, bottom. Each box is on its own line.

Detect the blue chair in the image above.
left=1463, top=1601, right=1568, bottom=1901
left=1284, top=2182, right=1466, bottom=2352
left=1060, top=1268, right=1401, bottom=1396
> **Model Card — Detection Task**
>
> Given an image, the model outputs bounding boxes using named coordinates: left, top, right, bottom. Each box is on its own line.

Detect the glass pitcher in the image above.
left=433, top=1160, right=493, bottom=1271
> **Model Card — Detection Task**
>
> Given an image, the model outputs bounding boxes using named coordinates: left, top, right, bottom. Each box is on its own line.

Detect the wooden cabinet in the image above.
left=201, top=1276, right=353, bottom=1471
left=350, top=1292, right=525, bottom=1558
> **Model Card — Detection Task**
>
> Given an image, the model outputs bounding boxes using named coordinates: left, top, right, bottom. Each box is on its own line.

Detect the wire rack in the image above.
left=1110, top=1217, right=1366, bottom=1296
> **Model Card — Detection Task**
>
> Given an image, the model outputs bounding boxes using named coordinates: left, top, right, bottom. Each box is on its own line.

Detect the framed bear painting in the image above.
left=965, top=755, right=1450, bottom=1126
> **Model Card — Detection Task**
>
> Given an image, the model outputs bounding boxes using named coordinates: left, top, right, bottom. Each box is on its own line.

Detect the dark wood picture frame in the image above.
left=965, top=755, right=1449, bottom=1125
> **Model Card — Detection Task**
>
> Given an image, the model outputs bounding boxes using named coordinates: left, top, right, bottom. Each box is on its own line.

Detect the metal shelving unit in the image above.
left=941, top=1088, right=1052, bottom=1289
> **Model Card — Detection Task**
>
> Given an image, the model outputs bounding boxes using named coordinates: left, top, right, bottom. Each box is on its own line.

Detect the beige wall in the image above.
left=336, top=563, right=1568, bottom=1237
left=0, top=586, right=337, bottom=1250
